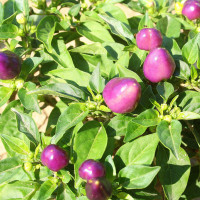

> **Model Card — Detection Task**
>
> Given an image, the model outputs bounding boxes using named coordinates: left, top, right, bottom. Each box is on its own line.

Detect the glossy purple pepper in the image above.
left=182, top=0, right=200, bottom=20
left=143, top=48, right=176, bottom=83
left=136, top=28, right=163, bottom=51
left=86, top=177, right=112, bottom=200
left=0, top=51, right=21, bottom=80
left=79, top=159, right=105, bottom=180
left=103, top=77, right=141, bottom=113
left=41, top=144, right=69, bottom=172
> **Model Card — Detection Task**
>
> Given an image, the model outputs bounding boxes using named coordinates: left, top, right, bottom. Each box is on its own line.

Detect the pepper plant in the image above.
left=0, top=0, right=200, bottom=199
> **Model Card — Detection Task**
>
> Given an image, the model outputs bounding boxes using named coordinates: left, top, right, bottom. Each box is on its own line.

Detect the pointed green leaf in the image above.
left=0, top=134, right=30, bottom=155
left=99, top=14, right=134, bottom=44
left=37, top=180, right=57, bottom=200
left=89, top=65, right=106, bottom=93
left=77, top=21, right=114, bottom=43
left=138, top=12, right=154, bottom=30
left=118, top=165, right=160, bottom=189
left=0, top=86, right=13, bottom=107
left=124, top=121, right=147, bottom=142
left=157, top=146, right=191, bottom=200
left=27, top=83, right=87, bottom=101
left=182, top=33, right=200, bottom=64
left=157, top=120, right=182, bottom=159
left=177, top=111, right=200, bottom=120
left=47, top=68, right=90, bottom=87
left=0, top=181, right=39, bottom=200
left=18, top=82, right=41, bottom=113
left=36, top=16, right=56, bottom=53
left=51, top=104, right=89, bottom=144
left=0, top=24, right=18, bottom=39
left=133, top=109, right=161, bottom=127
left=174, top=60, right=191, bottom=80
left=19, top=57, right=43, bottom=80
left=11, top=108, right=40, bottom=145
left=156, top=82, right=174, bottom=102
left=46, top=39, right=75, bottom=68
left=0, top=157, right=28, bottom=184
left=70, top=42, right=107, bottom=55
left=115, top=133, right=159, bottom=170
left=157, top=15, right=181, bottom=38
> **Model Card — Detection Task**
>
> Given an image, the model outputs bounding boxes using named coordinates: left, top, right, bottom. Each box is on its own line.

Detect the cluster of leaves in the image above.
left=0, top=0, right=200, bottom=199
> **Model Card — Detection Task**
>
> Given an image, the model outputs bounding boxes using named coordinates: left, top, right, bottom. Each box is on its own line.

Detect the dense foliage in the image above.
left=0, top=0, right=200, bottom=199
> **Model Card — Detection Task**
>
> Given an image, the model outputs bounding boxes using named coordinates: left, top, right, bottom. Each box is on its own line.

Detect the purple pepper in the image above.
left=143, top=48, right=176, bottom=83
left=41, top=144, right=69, bottom=172
left=103, top=77, right=141, bottom=113
left=136, top=28, right=163, bottom=51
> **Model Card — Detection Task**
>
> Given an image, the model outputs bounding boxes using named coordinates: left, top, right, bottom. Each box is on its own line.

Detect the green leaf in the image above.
left=107, top=115, right=133, bottom=137
left=100, top=3, right=129, bottom=25
left=174, top=60, right=191, bottom=80
left=19, top=57, right=43, bottom=80
left=140, top=85, right=156, bottom=109
left=46, top=39, right=75, bottom=68
left=56, top=184, right=76, bottom=200
left=28, top=83, right=87, bottom=101
left=74, top=121, right=107, bottom=187
left=118, top=165, right=160, bottom=189
left=117, top=65, right=144, bottom=89
left=70, top=42, right=107, bottom=55
left=0, top=134, right=30, bottom=155
left=102, top=42, right=125, bottom=60
left=14, top=0, right=29, bottom=17
left=0, top=86, right=13, bottom=107
left=115, top=51, right=129, bottom=68
left=138, top=12, right=154, bottom=30
left=0, top=3, right=3, bottom=25
left=124, top=121, right=147, bottom=142
left=115, top=133, right=159, bottom=170
left=47, top=68, right=90, bottom=87
left=11, top=108, right=40, bottom=145
left=46, top=100, right=68, bottom=131
left=162, top=37, right=182, bottom=56
left=157, top=120, right=182, bottom=159
left=156, top=82, right=174, bottom=102
left=0, top=157, right=28, bottom=184
left=0, top=24, right=18, bottom=39
left=18, top=82, right=41, bottom=113
left=132, top=109, right=161, bottom=127
left=129, top=48, right=147, bottom=74
left=3, top=0, right=15, bottom=20
left=0, top=181, right=39, bottom=200
left=37, top=180, right=57, bottom=200
left=77, top=21, right=114, bottom=43
left=197, top=46, right=200, bottom=69
left=89, top=65, right=105, bottom=93
left=99, top=14, right=134, bottom=44
left=177, top=90, right=200, bottom=114
left=68, top=4, right=81, bottom=17
left=176, top=17, right=196, bottom=30
left=157, top=146, right=191, bottom=200
left=51, top=104, right=89, bottom=144
left=185, top=120, right=200, bottom=146
left=157, top=15, right=181, bottom=38
left=190, top=65, right=198, bottom=80
left=2, top=11, right=17, bottom=25
left=0, top=101, right=30, bottom=156
left=182, top=33, right=200, bottom=64
left=104, top=155, right=116, bottom=181
left=36, top=16, right=56, bottom=53
left=177, top=111, right=200, bottom=120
